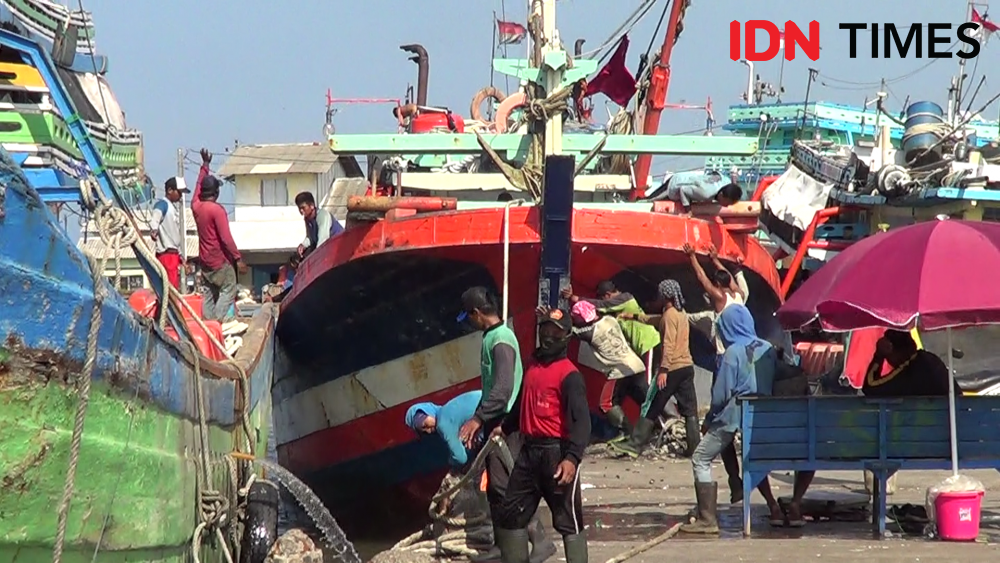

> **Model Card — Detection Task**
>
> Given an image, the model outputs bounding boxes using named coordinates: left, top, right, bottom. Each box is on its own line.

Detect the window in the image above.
left=106, top=274, right=145, bottom=296
left=260, top=177, right=289, bottom=206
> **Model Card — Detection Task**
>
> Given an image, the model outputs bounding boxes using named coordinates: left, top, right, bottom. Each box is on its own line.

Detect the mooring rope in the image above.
left=51, top=257, right=105, bottom=563
left=390, top=436, right=514, bottom=558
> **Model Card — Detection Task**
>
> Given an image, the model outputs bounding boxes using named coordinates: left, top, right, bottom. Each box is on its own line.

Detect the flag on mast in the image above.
left=497, top=20, right=527, bottom=45
left=972, top=8, right=1000, bottom=43
left=584, top=35, right=637, bottom=107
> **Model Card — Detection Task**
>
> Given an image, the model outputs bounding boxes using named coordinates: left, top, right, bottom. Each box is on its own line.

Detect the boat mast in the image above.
left=534, top=0, right=563, bottom=156
left=949, top=0, right=977, bottom=125
left=632, top=0, right=689, bottom=199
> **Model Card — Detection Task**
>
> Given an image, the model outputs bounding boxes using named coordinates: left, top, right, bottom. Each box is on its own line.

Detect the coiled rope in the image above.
left=390, top=436, right=514, bottom=558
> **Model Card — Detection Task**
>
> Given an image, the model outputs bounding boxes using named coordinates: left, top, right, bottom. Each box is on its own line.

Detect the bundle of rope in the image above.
left=387, top=437, right=514, bottom=559
left=474, top=86, right=575, bottom=200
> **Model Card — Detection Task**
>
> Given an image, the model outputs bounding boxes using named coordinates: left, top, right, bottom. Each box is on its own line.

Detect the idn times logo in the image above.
left=730, top=21, right=986, bottom=61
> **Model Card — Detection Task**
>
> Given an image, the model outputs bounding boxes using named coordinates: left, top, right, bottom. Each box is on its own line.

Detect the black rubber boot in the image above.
left=605, top=405, right=631, bottom=443
left=495, top=528, right=530, bottom=563
left=562, top=533, right=589, bottom=563
left=728, top=474, right=744, bottom=504
left=471, top=545, right=501, bottom=563
left=611, top=417, right=655, bottom=457
left=526, top=516, right=557, bottom=563
left=683, top=416, right=701, bottom=458
left=680, top=482, right=720, bottom=534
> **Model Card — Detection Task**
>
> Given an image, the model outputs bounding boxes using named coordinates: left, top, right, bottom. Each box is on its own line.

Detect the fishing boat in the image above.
left=758, top=2, right=1000, bottom=395
left=272, top=0, right=783, bottom=532
left=0, top=22, right=276, bottom=563
left=0, top=0, right=147, bottom=205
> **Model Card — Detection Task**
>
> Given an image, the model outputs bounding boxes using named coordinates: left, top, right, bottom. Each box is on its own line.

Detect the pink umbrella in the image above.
left=777, top=218, right=1000, bottom=476
left=778, top=219, right=1000, bottom=332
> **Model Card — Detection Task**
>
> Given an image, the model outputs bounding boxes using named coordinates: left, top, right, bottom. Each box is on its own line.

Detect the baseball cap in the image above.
left=537, top=307, right=572, bottom=331
left=164, top=176, right=190, bottom=194
left=458, top=286, right=495, bottom=323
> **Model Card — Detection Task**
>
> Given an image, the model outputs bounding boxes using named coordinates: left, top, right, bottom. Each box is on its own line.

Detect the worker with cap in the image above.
left=456, top=287, right=556, bottom=563
left=493, top=306, right=590, bottom=563
left=149, top=176, right=189, bottom=288
left=191, top=148, right=247, bottom=322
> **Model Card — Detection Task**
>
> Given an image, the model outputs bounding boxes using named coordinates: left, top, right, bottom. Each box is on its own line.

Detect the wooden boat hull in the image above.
left=0, top=150, right=274, bottom=562
left=274, top=205, right=782, bottom=532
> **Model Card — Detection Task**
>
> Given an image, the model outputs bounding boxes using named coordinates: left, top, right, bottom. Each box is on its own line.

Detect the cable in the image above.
left=818, top=40, right=958, bottom=87
left=578, top=0, right=658, bottom=61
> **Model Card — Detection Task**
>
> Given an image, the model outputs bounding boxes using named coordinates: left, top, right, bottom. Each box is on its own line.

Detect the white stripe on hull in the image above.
left=273, top=332, right=483, bottom=445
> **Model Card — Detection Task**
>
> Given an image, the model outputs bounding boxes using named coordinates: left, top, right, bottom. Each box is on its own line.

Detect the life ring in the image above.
left=469, top=87, right=506, bottom=122
left=495, top=92, right=528, bottom=133
left=240, top=480, right=280, bottom=563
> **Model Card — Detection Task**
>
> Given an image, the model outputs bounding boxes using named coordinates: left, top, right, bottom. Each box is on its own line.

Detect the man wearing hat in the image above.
left=149, top=176, right=189, bottom=288
left=192, top=148, right=247, bottom=322
left=493, top=306, right=590, bottom=563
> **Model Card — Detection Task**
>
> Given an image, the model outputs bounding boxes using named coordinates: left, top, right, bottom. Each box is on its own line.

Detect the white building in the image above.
left=217, top=143, right=366, bottom=292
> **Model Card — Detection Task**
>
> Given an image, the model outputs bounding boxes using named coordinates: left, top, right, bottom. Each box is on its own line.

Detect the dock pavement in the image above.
left=536, top=447, right=1000, bottom=562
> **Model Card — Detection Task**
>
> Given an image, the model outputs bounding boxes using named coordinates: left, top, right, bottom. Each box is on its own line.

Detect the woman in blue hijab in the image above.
left=405, top=391, right=483, bottom=468
left=680, top=304, right=783, bottom=534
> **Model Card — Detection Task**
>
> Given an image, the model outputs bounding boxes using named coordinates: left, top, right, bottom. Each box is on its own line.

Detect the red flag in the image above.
left=585, top=36, right=636, bottom=107
left=972, top=8, right=1000, bottom=33
left=497, top=20, right=526, bottom=45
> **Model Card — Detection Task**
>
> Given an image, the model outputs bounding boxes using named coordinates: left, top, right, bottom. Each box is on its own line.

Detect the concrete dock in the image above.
left=541, top=448, right=1000, bottom=562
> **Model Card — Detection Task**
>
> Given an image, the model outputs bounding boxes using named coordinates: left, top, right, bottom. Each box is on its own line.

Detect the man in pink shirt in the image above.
left=192, top=149, right=247, bottom=322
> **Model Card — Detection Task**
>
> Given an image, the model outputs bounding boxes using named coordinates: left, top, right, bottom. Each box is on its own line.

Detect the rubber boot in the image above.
left=611, top=417, right=655, bottom=457
left=526, top=516, right=557, bottom=563
left=680, top=482, right=720, bottom=534
left=683, top=416, right=701, bottom=458
left=471, top=545, right=501, bottom=563
left=494, top=528, right=530, bottom=563
left=728, top=474, right=744, bottom=505
left=605, top=406, right=631, bottom=444
left=562, top=533, right=589, bottom=563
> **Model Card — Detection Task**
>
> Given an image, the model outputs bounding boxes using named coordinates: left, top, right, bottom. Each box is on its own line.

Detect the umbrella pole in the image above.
left=947, top=327, right=959, bottom=475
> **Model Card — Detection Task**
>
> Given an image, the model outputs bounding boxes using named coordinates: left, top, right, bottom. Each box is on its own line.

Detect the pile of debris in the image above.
left=589, top=417, right=743, bottom=461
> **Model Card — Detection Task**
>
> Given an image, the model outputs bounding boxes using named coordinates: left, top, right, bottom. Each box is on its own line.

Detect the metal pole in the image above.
left=947, top=327, right=958, bottom=475
left=177, top=147, right=188, bottom=294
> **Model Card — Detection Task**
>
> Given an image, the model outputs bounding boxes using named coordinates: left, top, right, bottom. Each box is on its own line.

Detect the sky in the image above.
left=82, top=0, right=992, bottom=189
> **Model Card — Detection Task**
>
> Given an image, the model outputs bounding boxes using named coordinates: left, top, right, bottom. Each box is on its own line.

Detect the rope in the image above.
left=389, top=437, right=514, bottom=558
left=189, top=342, right=236, bottom=563
left=80, top=179, right=231, bottom=359
left=51, top=257, right=105, bottom=563
left=475, top=86, right=574, bottom=200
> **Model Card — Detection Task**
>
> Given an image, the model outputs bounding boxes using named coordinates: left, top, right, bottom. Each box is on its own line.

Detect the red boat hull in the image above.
left=273, top=205, right=781, bottom=529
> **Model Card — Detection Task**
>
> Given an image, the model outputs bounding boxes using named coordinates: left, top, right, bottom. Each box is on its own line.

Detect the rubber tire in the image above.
left=240, top=481, right=280, bottom=563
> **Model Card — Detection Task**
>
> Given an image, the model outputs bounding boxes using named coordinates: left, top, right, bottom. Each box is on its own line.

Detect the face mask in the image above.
left=537, top=333, right=570, bottom=361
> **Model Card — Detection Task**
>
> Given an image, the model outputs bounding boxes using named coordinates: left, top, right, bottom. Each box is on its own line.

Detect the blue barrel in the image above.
left=902, top=101, right=945, bottom=160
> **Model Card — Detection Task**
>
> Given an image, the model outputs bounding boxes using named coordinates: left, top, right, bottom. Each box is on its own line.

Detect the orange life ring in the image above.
left=469, top=87, right=506, bottom=122
left=494, top=92, right=528, bottom=133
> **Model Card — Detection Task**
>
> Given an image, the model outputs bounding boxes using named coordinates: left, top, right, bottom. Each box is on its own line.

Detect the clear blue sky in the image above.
left=85, top=0, right=989, bottom=185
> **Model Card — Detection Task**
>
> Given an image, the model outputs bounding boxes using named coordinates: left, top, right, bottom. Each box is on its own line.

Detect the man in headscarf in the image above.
left=680, top=304, right=782, bottom=534
left=569, top=300, right=648, bottom=442
left=405, top=391, right=483, bottom=469
left=612, top=279, right=699, bottom=457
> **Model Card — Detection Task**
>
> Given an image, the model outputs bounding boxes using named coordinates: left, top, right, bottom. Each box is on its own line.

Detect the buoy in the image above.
left=470, top=87, right=506, bottom=121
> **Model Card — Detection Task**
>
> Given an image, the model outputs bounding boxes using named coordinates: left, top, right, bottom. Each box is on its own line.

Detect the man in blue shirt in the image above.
left=680, top=304, right=782, bottom=534
left=406, top=391, right=483, bottom=468
left=654, top=170, right=743, bottom=211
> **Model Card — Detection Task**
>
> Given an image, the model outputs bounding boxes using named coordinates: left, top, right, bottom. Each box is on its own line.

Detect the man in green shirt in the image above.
left=563, top=281, right=662, bottom=439
left=457, top=287, right=555, bottom=563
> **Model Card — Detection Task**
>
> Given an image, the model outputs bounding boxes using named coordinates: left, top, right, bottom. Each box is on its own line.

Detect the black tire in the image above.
left=240, top=480, right=280, bottom=563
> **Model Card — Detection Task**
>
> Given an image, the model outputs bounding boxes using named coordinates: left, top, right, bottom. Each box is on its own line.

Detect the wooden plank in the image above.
left=745, top=443, right=809, bottom=461
left=747, top=410, right=807, bottom=428
left=748, top=427, right=807, bottom=444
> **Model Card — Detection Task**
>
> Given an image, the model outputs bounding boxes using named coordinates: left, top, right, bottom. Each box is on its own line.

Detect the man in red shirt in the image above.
left=494, top=307, right=590, bottom=563
left=191, top=149, right=246, bottom=322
